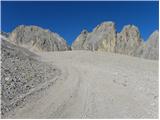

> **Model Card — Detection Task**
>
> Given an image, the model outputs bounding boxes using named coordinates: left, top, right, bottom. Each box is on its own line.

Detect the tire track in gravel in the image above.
left=6, top=55, right=85, bottom=118
left=6, top=51, right=158, bottom=118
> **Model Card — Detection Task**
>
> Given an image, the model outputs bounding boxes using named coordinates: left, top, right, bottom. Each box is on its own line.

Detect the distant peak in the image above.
left=147, top=30, right=159, bottom=42
left=15, top=25, right=43, bottom=31
left=122, top=24, right=139, bottom=31
left=93, top=21, right=115, bottom=32
left=100, top=21, right=115, bottom=26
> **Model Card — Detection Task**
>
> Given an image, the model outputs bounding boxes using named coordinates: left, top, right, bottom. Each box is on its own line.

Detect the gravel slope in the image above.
left=1, top=39, right=61, bottom=117
left=4, top=51, right=158, bottom=118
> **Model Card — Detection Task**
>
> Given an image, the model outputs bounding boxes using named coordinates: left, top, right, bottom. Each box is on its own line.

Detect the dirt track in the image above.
left=5, top=51, right=158, bottom=118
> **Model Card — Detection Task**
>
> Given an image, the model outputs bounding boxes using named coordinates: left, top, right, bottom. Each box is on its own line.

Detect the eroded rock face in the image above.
left=90, top=22, right=117, bottom=52
left=9, top=25, right=68, bottom=52
left=115, top=25, right=142, bottom=56
left=2, top=22, right=159, bottom=60
left=72, top=21, right=158, bottom=60
left=72, top=22, right=117, bottom=52
left=71, top=29, right=88, bottom=50
left=139, top=30, right=159, bottom=60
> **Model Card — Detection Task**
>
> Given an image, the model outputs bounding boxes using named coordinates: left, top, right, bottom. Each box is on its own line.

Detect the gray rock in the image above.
left=71, top=29, right=88, bottom=50
left=115, top=25, right=142, bottom=56
left=139, top=30, right=159, bottom=60
left=72, top=22, right=117, bottom=52
left=71, top=21, right=158, bottom=60
left=9, top=25, right=68, bottom=52
left=90, top=22, right=116, bottom=52
left=1, top=34, right=61, bottom=116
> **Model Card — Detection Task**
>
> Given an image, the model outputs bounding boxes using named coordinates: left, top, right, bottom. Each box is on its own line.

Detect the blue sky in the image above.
left=1, top=1, right=159, bottom=45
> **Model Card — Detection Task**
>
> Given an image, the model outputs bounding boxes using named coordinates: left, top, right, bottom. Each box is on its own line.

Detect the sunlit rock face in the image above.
left=2, top=22, right=158, bottom=60
left=72, top=21, right=159, bottom=60
left=9, top=25, right=69, bottom=52
left=71, top=29, right=89, bottom=50
left=115, top=25, right=142, bottom=56
left=91, top=22, right=117, bottom=52
left=139, top=30, right=159, bottom=60
left=72, top=22, right=117, bottom=52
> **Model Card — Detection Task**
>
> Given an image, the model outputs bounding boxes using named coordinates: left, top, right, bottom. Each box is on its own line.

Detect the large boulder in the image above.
left=9, top=25, right=68, bottom=52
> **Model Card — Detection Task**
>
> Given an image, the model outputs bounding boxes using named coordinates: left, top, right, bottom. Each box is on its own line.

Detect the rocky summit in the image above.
left=72, top=21, right=159, bottom=60
left=139, top=30, right=159, bottom=60
left=9, top=25, right=69, bottom=52
left=72, top=22, right=117, bottom=52
left=115, top=25, right=141, bottom=56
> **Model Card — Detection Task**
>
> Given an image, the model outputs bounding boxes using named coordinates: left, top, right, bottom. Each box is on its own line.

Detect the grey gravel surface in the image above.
left=3, top=51, right=158, bottom=119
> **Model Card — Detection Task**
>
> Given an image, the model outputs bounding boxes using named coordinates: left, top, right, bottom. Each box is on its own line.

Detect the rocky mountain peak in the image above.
left=71, top=29, right=89, bottom=50
left=93, top=21, right=115, bottom=32
left=71, top=21, right=158, bottom=60
left=121, top=25, right=140, bottom=42
left=115, top=24, right=142, bottom=55
left=147, top=30, right=159, bottom=46
left=2, top=22, right=158, bottom=60
left=138, top=30, right=159, bottom=60
left=9, top=25, right=69, bottom=52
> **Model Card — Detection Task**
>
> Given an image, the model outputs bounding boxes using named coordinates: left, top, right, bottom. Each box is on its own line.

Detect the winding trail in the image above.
left=6, top=51, right=158, bottom=118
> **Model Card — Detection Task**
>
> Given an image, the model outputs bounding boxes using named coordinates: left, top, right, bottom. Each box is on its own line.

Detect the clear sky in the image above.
left=1, top=1, right=159, bottom=45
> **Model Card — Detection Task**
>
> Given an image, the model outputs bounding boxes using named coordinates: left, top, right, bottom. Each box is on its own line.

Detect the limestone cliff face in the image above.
left=91, top=22, right=116, bottom=52
left=9, top=25, right=69, bottom=52
left=71, top=21, right=159, bottom=60
left=115, top=25, right=141, bottom=56
left=71, top=29, right=88, bottom=50
left=139, top=30, right=159, bottom=60
left=72, top=22, right=117, bottom=52
left=2, top=22, right=159, bottom=60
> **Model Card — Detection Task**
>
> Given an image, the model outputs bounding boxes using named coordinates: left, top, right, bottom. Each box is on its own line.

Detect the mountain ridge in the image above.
left=1, top=21, right=159, bottom=60
left=72, top=21, right=159, bottom=60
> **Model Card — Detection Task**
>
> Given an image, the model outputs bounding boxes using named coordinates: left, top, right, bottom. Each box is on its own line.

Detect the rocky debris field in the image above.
left=1, top=38, right=61, bottom=117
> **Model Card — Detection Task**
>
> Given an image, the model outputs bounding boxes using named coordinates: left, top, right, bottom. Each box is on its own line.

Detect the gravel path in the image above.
left=5, top=51, right=158, bottom=118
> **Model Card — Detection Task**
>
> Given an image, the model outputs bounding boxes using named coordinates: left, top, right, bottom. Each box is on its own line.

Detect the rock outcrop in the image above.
left=71, top=29, right=88, bottom=50
left=9, top=25, right=68, bottom=52
left=138, top=30, right=159, bottom=60
left=1, top=34, right=61, bottom=116
left=115, top=25, right=142, bottom=56
left=72, top=21, right=159, bottom=60
left=72, top=22, right=117, bottom=52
